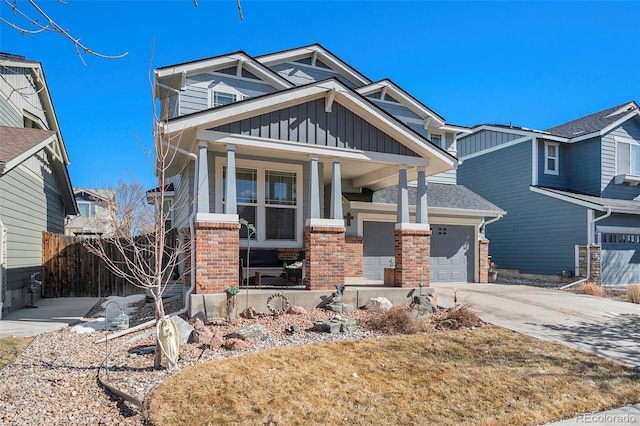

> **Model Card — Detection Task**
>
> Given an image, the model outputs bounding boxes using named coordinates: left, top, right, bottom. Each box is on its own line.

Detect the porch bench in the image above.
left=240, top=249, right=288, bottom=286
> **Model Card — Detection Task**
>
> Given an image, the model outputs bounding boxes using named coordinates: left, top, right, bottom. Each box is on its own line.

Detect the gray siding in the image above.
left=0, top=96, right=22, bottom=127
left=270, top=63, right=359, bottom=88
left=180, top=85, right=208, bottom=116
left=212, top=99, right=419, bottom=157
left=459, top=140, right=587, bottom=275
left=369, top=99, right=423, bottom=123
left=566, top=137, right=601, bottom=195
left=601, top=118, right=640, bottom=200
left=0, top=149, right=64, bottom=296
left=537, top=140, right=568, bottom=188
left=458, top=130, right=522, bottom=157
left=0, top=66, right=48, bottom=129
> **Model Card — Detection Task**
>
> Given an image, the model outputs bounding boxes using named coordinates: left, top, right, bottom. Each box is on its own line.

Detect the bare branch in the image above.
left=0, top=16, right=46, bottom=35
left=237, top=0, right=244, bottom=20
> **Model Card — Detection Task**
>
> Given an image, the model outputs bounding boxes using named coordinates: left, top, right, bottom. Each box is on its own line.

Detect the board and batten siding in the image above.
left=601, top=118, right=640, bottom=200
left=0, top=149, right=64, bottom=304
left=270, top=63, right=359, bottom=88
left=0, top=66, right=48, bottom=129
left=566, top=137, right=602, bottom=195
left=0, top=95, right=22, bottom=127
left=458, top=130, right=522, bottom=158
left=212, top=98, right=419, bottom=157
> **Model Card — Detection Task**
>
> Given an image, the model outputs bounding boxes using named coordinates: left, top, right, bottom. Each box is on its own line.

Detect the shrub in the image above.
left=574, top=282, right=605, bottom=297
left=431, top=303, right=484, bottom=330
left=365, top=306, right=429, bottom=335
left=627, top=285, right=640, bottom=304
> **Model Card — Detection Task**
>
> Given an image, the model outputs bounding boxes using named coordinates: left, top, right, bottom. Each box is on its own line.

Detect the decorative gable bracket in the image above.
left=325, top=88, right=337, bottom=113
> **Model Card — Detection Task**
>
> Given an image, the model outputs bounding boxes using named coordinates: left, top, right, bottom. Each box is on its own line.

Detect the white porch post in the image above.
left=416, top=166, right=428, bottom=225
left=330, top=158, right=343, bottom=220
left=197, top=141, right=209, bottom=214
left=397, top=165, right=409, bottom=224
left=225, top=145, right=237, bottom=215
left=309, top=155, right=321, bottom=220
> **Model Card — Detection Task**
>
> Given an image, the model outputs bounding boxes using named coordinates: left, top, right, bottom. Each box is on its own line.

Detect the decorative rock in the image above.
left=226, top=324, right=268, bottom=340
left=224, top=338, right=249, bottom=351
left=412, top=296, right=437, bottom=313
left=314, top=317, right=358, bottom=333
left=189, top=311, right=208, bottom=326
left=209, top=329, right=224, bottom=351
left=285, top=324, right=300, bottom=334
left=325, top=303, right=354, bottom=313
left=366, top=297, right=393, bottom=312
left=190, top=327, right=213, bottom=344
left=287, top=305, right=306, bottom=315
left=240, top=306, right=258, bottom=319
left=171, top=316, right=195, bottom=345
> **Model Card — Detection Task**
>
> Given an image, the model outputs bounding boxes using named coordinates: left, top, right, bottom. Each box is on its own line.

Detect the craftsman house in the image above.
left=154, top=44, right=504, bottom=309
left=457, top=101, right=640, bottom=285
left=0, top=53, right=77, bottom=315
left=65, top=188, right=117, bottom=237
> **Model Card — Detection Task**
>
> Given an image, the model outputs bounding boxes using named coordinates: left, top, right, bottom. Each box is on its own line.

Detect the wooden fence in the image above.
left=42, top=231, right=177, bottom=298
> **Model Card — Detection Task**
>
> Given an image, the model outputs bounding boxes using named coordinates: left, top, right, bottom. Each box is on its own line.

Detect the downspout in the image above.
left=560, top=206, right=611, bottom=289
left=479, top=215, right=503, bottom=237
left=96, top=138, right=199, bottom=343
left=0, top=219, right=4, bottom=320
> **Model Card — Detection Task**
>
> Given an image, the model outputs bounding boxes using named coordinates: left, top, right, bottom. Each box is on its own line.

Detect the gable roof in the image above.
left=0, top=126, right=56, bottom=167
left=74, top=188, right=114, bottom=203
left=343, top=183, right=505, bottom=217
left=155, top=50, right=293, bottom=96
left=530, top=186, right=640, bottom=215
left=546, top=101, right=640, bottom=138
left=255, top=44, right=371, bottom=88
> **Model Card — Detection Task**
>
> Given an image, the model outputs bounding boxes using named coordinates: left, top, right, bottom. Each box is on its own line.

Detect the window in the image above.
left=544, top=142, right=559, bottom=175
left=218, top=159, right=302, bottom=246
left=163, top=199, right=173, bottom=228
left=212, top=91, right=237, bottom=107
left=78, top=202, right=96, bottom=217
left=617, top=138, right=640, bottom=176
left=431, top=134, right=443, bottom=148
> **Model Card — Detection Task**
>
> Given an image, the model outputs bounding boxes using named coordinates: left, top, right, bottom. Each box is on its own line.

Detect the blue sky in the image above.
left=1, top=1, right=639, bottom=190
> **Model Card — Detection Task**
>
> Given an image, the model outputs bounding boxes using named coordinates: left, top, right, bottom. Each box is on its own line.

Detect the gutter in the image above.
left=560, top=206, right=612, bottom=290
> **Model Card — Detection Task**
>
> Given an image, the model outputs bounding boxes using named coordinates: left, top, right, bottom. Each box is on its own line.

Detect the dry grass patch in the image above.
left=573, top=282, right=606, bottom=297
left=628, top=285, right=640, bottom=304
left=145, top=326, right=640, bottom=426
left=0, top=336, right=33, bottom=369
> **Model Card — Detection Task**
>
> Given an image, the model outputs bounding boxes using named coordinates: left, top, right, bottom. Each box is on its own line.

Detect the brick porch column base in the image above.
left=394, top=228, right=431, bottom=288
left=344, top=236, right=363, bottom=277
left=479, top=238, right=489, bottom=283
left=181, top=228, right=192, bottom=289
left=194, top=221, right=240, bottom=293
left=304, top=225, right=345, bottom=290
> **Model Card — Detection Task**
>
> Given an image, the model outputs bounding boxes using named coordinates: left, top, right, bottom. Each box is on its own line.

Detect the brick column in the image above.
left=194, top=221, right=240, bottom=293
left=589, top=245, right=601, bottom=284
left=394, top=228, right=431, bottom=288
left=304, top=225, right=345, bottom=290
left=479, top=239, right=489, bottom=283
left=344, top=236, right=363, bottom=277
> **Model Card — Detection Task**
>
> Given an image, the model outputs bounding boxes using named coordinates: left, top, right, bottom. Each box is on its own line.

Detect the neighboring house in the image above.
left=458, top=101, right=640, bottom=285
left=64, top=188, right=117, bottom=237
left=0, top=53, right=77, bottom=315
left=154, top=44, right=504, bottom=309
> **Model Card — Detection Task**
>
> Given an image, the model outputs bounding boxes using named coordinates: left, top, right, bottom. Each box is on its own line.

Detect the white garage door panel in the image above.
left=602, top=234, right=640, bottom=285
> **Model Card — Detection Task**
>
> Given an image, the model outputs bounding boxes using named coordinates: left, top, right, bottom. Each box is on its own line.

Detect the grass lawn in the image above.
left=0, top=336, right=33, bottom=369
left=145, top=326, right=640, bottom=426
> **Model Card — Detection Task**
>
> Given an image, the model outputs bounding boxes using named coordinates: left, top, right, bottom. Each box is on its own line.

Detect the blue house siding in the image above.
left=566, top=137, right=601, bottom=195
left=369, top=99, right=423, bottom=123
left=212, top=98, right=420, bottom=157
left=180, top=85, right=208, bottom=116
left=270, top=63, right=358, bottom=88
left=601, top=117, right=640, bottom=200
left=537, top=140, right=568, bottom=188
left=597, top=213, right=640, bottom=229
left=458, top=129, right=521, bottom=157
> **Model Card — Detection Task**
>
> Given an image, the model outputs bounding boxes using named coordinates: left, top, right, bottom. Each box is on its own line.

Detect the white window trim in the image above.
left=614, top=135, right=640, bottom=177
left=430, top=133, right=443, bottom=149
left=207, top=82, right=251, bottom=108
left=544, top=142, right=559, bottom=175
left=214, top=157, right=304, bottom=248
left=77, top=201, right=96, bottom=217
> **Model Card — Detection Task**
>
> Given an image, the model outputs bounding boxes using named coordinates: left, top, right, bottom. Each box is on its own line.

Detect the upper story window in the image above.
left=544, top=142, right=559, bottom=175
left=431, top=134, right=443, bottom=148
left=212, top=91, right=237, bottom=107
left=617, top=137, right=640, bottom=176
left=78, top=202, right=96, bottom=217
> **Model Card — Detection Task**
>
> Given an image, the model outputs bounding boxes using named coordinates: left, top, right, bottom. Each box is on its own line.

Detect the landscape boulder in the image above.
left=224, top=338, right=249, bottom=351
left=366, top=297, right=393, bottom=312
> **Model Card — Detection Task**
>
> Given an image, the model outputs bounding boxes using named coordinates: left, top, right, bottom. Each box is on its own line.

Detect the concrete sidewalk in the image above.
left=434, top=283, right=640, bottom=425
left=0, top=297, right=99, bottom=337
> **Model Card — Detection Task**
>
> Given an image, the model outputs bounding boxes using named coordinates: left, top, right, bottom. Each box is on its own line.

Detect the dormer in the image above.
left=256, top=44, right=371, bottom=89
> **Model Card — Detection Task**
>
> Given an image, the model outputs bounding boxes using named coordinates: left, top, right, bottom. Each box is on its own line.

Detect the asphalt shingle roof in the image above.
left=343, top=183, right=505, bottom=214
left=545, top=102, right=639, bottom=138
left=0, top=126, right=56, bottom=164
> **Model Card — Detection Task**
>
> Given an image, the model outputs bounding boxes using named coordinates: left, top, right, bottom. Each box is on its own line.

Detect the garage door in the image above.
left=601, top=233, right=640, bottom=285
left=362, top=222, right=474, bottom=282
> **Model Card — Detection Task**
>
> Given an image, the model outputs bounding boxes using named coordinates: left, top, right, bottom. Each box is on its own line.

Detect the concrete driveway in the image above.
left=434, top=283, right=640, bottom=370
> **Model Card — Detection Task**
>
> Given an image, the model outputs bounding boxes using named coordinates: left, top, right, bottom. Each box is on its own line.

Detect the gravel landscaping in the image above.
left=0, top=299, right=385, bottom=425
